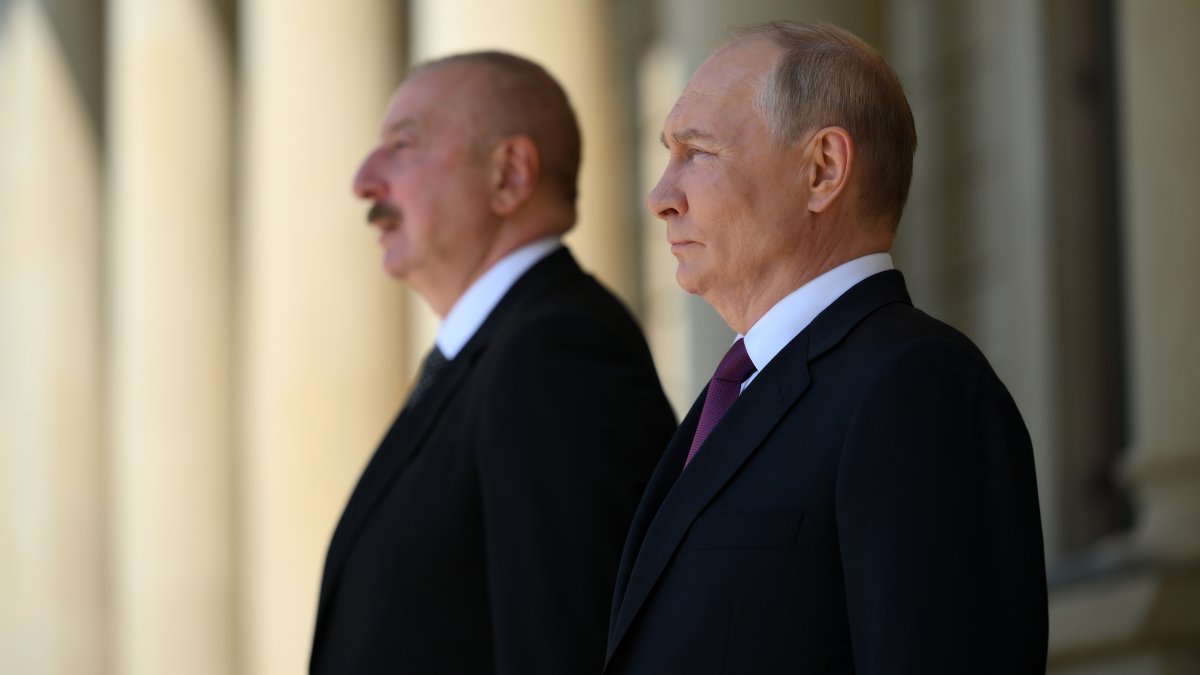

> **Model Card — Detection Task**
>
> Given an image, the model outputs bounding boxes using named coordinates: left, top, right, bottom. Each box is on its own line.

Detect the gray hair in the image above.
left=732, top=21, right=917, bottom=228
left=410, top=51, right=582, bottom=206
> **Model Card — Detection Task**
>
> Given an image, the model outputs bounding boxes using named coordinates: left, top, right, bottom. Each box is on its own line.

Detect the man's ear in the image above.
left=489, top=135, right=540, bottom=216
left=804, top=126, right=854, bottom=214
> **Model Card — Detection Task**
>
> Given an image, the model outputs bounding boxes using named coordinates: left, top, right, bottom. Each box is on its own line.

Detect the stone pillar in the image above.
left=0, top=2, right=106, bottom=674
left=411, top=0, right=638, bottom=316
left=1118, top=0, right=1200, bottom=562
left=1048, top=2, right=1200, bottom=673
left=105, top=1, right=235, bottom=673
left=237, top=2, right=407, bottom=673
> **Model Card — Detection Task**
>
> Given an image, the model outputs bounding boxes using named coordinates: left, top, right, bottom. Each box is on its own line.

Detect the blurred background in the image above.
left=1, top=0, right=1197, bottom=673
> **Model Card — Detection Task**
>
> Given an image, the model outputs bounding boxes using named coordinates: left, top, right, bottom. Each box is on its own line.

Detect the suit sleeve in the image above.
left=474, top=311, right=672, bottom=675
left=835, top=337, right=1048, bottom=674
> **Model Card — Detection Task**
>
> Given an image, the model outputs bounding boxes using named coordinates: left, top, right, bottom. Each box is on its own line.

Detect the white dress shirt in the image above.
left=740, top=252, right=894, bottom=390
left=436, top=236, right=562, bottom=360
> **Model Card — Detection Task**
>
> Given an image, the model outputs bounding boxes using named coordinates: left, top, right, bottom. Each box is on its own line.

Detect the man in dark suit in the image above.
left=310, top=51, right=676, bottom=674
left=606, top=21, right=1048, bottom=674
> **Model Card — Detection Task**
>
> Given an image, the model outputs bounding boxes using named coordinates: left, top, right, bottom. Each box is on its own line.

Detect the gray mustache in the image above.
left=367, top=202, right=400, bottom=223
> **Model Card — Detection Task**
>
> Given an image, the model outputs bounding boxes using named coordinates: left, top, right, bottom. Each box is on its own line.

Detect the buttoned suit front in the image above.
left=605, top=270, right=1048, bottom=674
left=311, top=248, right=677, bottom=674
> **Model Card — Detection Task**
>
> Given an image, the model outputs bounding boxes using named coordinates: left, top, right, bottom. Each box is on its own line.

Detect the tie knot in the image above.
left=423, top=346, right=449, bottom=374
left=713, top=338, right=756, bottom=383
left=407, top=346, right=450, bottom=408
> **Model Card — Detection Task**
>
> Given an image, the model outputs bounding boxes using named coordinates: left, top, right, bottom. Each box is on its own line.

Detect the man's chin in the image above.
left=674, top=266, right=704, bottom=296
left=381, top=257, right=410, bottom=281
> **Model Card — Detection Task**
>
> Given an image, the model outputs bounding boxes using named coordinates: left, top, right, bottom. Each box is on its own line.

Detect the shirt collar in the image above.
left=741, top=252, right=894, bottom=376
left=436, top=236, right=562, bottom=359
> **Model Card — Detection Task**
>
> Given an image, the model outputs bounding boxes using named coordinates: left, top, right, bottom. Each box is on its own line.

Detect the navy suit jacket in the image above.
left=605, top=270, right=1047, bottom=674
left=310, top=248, right=676, bottom=674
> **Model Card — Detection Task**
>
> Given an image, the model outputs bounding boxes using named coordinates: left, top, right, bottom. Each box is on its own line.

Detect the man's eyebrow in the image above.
left=384, top=118, right=417, bottom=136
left=660, top=127, right=718, bottom=148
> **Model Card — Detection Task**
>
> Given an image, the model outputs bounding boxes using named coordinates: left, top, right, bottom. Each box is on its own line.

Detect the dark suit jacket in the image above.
left=310, top=248, right=676, bottom=674
left=605, top=270, right=1048, bottom=675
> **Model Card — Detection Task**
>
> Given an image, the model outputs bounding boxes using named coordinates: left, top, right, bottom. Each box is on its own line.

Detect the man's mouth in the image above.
left=668, top=236, right=695, bottom=254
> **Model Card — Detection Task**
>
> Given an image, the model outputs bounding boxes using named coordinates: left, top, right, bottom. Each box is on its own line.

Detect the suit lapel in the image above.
left=314, top=350, right=475, bottom=623
left=608, top=392, right=702, bottom=637
left=314, top=247, right=586, bottom=635
left=607, top=332, right=813, bottom=658
left=605, top=270, right=913, bottom=663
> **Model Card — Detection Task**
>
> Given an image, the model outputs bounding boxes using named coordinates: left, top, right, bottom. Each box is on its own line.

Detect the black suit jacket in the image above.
left=311, top=248, right=676, bottom=674
left=606, top=271, right=1047, bottom=675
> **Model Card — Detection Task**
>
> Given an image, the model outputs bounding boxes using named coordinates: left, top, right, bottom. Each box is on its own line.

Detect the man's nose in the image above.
left=352, top=150, right=384, bottom=200
left=646, top=169, right=686, bottom=220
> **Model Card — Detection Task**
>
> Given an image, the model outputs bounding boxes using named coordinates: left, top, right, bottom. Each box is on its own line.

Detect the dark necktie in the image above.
left=684, top=338, right=757, bottom=467
left=406, top=346, right=449, bottom=409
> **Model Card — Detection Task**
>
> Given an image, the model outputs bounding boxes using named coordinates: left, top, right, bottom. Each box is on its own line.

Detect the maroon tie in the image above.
left=684, top=338, right=757, bottom=467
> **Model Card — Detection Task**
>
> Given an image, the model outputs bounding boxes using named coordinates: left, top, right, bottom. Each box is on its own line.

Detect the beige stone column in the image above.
left=1119, top=0, right=1200, bottom=562
left=105, top=1, right=235, bottom=673
left=410, top=0, right=638, bottom=369
left=238, top=2, right=407, bottom=674
left=0, top=1, right=106, bottom=674
left=1047, top=2, right=1200, bottom=672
